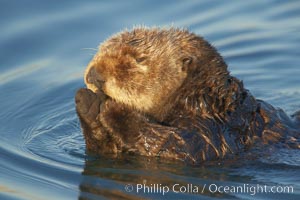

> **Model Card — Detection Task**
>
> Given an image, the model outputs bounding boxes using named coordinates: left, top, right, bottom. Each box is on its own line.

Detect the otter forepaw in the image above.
left=75, top=88, right=104, bottom=128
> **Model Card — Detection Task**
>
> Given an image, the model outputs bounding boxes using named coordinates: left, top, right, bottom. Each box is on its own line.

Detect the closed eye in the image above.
left=135, top=57, right=147, bottom=63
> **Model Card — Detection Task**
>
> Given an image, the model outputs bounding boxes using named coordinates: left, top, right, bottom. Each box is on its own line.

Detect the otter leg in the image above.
left=75, top=88, right=121, bottom=155
left=98, top=100, right=145, bottom=144
left=97, top=100, right=178, bottom=155
left=75, top=88, right=102, bottom=128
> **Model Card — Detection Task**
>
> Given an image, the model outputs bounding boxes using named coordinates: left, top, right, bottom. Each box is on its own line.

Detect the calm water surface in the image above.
left=0, top=0, right=300, bottom=199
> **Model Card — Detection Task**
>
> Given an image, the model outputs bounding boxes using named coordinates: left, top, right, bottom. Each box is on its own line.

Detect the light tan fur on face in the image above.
left=105, top=80, right=156, bottom=111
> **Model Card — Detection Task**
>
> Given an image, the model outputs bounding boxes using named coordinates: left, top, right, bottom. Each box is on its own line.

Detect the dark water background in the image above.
left=0, top=0, right=300, bottom=199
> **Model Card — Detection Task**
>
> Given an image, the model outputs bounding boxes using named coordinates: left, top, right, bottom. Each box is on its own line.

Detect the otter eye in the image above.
left=182, top=57, right=193, bottom=72
left=136, top=57, right=147, bottom=63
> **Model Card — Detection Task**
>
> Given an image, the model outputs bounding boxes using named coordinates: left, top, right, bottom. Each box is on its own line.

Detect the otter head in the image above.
left=85, top=28, right=228, bottom=120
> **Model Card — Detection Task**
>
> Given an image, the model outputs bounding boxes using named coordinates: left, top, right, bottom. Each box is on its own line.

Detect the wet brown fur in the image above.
left=76, top=27, right=300, bottom=163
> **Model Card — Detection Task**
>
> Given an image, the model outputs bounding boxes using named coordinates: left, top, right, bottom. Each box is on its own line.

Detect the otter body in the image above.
left=75, top=27, right=299, bottom=163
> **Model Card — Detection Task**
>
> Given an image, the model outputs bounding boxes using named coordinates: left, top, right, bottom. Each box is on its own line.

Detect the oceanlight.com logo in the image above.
left=124, top=182, right=294, bottom=196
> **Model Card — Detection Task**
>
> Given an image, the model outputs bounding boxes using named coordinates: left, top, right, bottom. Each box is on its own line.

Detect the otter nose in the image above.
left=86, top=67, right=97, bottom=84
left=85, top=66, right=105, bottom=90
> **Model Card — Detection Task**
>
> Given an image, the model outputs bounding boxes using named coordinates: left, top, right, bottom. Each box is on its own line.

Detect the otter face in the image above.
left=84, top=28, right=197, bottom=114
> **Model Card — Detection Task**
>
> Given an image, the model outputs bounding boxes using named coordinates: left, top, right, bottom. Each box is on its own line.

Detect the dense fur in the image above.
left=76, top=27, right=299, bottom=163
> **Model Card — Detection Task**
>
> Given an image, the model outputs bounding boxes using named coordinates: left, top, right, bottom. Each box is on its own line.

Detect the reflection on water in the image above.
left=79, top=156, right=299, bottom=199
left=0, top=0, right=299, bottom=199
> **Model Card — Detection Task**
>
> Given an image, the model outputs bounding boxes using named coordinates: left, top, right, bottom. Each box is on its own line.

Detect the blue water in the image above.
left=0, top=0, right=299, bottom=199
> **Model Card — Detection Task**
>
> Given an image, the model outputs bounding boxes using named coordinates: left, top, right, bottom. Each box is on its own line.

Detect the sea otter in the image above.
left=75, top=27, right=299, bottom=163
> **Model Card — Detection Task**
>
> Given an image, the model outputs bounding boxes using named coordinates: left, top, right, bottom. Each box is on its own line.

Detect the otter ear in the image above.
left=182, top=57, right=193, bottom=72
